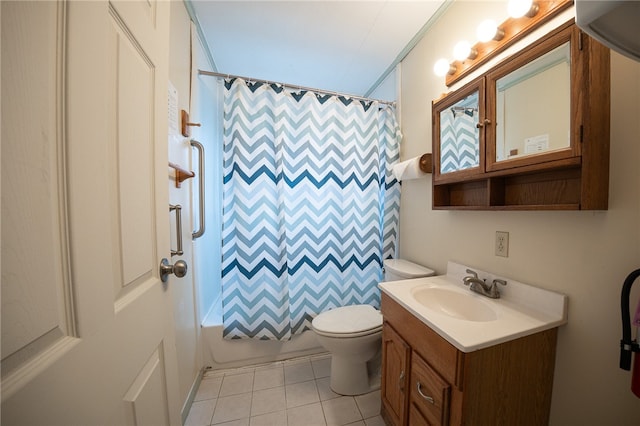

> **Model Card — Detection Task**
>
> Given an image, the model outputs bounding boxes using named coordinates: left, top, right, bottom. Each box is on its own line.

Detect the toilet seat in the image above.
left=311, top=305, right=382, bottom=338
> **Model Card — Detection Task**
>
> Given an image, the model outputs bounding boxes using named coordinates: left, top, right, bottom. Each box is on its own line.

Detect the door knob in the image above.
left=159, top=258, right=188, bottom=282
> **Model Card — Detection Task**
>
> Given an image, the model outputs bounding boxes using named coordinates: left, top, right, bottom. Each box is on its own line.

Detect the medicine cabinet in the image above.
left=432, top=21, right=610, bottom=210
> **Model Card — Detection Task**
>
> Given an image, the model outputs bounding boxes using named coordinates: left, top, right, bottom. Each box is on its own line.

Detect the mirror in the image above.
left=439, top=91, right=480, bottom=174
left=433, top=79, right=484, bottom=178
left=495, top=42, right=571, bottom=162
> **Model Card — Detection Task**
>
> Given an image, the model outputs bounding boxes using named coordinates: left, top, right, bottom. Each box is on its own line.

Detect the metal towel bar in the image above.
left=191, top=140, right=205, bottom=239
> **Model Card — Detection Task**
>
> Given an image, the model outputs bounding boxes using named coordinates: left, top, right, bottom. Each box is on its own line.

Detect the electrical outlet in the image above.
left=495, top=231, right=509, bottom=257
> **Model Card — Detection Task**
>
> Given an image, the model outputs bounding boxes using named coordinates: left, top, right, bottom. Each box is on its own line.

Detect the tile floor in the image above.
left=185, top=353, right=386, bottom=426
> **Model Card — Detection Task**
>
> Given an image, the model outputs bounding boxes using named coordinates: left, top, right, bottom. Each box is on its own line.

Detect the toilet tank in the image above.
left=383, top=259, right=434, bottom=281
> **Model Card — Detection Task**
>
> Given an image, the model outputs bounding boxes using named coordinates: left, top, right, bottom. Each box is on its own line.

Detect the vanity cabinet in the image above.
left=380, top=292, right=559, bottom=426
left=432, top=21, right=610, bottom=210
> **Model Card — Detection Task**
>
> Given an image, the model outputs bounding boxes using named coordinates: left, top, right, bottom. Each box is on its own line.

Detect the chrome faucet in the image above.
left=463, top=269, right=507, bottom=299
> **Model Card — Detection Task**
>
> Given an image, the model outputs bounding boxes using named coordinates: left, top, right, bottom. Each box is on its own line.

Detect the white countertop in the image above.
left=378, top=261, right=568, bottom=352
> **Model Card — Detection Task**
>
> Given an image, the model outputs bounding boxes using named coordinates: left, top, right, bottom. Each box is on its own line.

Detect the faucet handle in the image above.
left=488, top=278, right=507, bottom=298
left=465, top=269, right=478, bottom=279
left=463, top=269, right=480, bottom=286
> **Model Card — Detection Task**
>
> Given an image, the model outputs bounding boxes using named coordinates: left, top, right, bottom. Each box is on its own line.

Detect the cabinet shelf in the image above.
left=433, top=165, right=588, bottom=210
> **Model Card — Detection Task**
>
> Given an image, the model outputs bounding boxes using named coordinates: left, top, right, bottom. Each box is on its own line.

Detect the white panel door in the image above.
left=1, top=1, right=182, bottom=424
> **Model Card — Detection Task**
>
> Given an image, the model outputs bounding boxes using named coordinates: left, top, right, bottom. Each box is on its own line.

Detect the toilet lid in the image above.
left=312, top=305, right=382, bottom=335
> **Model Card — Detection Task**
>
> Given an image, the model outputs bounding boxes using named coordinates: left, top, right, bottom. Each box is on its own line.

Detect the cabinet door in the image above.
left=410, top=353, right=451, bottom=426
left=381, top=323, right=411, bottom=426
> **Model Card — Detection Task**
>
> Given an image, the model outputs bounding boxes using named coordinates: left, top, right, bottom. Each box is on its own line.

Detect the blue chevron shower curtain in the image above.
left=221, top=78, right=400, bottom=340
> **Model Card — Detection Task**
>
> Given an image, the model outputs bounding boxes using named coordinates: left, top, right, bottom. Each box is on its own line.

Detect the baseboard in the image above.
left=181, top=367, right=205, bottom=425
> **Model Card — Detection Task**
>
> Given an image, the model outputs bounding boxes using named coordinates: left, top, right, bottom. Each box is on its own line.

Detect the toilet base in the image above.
left=329, top=352, right=381, bottom=396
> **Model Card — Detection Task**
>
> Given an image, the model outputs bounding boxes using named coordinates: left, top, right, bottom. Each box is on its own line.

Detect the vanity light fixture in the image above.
left=433, top=0, right=571, bottom=86
left=507, top=0, right=539, bottom=19
left=433, top=58, right=456, bottom=77
left=476, top=19, right=505, bottom=43
left=453, top=40, right=478, bottom=61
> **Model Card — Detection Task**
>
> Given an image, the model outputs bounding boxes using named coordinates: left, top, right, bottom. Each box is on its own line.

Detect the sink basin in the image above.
left=411, top=287, right=498, bottom=322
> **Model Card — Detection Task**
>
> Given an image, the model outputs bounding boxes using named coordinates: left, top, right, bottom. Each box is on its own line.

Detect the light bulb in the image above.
left=453, top=41, right=477, bottom=61
left=477, top=19, right=502, bottom=42
left=508, top=0, right=537, bottom=18
left=434, top=59, right=454, bottom=77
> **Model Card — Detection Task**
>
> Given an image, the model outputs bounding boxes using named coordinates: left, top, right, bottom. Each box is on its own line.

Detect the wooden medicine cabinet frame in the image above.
left=432, top=21, right=610, bottom=210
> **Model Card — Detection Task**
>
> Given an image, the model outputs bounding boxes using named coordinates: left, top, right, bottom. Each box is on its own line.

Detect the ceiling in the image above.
left=189, top=1, right=447, bottom=98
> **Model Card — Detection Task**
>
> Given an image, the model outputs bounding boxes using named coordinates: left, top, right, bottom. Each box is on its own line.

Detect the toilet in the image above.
left=311, top=259, right=434, bottom=395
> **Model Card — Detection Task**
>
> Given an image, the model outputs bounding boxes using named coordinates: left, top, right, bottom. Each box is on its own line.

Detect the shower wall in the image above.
left=191, top=31, right=223, bottom=323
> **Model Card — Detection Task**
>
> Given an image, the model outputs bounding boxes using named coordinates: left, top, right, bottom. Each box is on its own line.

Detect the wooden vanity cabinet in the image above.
left=380, top=292, right=559, bottom=426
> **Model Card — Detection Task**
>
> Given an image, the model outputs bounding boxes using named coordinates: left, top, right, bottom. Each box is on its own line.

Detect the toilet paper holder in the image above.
left=419, top=153, right=432, bottom=174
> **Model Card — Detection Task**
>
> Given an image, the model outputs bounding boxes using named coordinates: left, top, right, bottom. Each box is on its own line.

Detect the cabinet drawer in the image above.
left=409, top=403, right=430, bottom=426
left=410, top=353, right=450, bottom=426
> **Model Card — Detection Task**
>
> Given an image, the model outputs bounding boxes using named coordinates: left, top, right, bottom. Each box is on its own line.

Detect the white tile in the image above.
left=315, top=377, right=340, bottom=401
left=211, top=393, right=252, bottom=425
left=311, top=357, right=331, bottom=379
left=285, top=380, right=320, bottom=408
left=251, top=386, right=286, bottom=417
left=284, top=357, right=311, bottom=366
left=354, top=390, right=380, bottom=419
left=185, top=399, right=216, bottom=426
left=250, top=410, right=287, bottom=426
left=287, top=402, right=327, bottom=426
left=284, top=360, right=315, bottom=384
left=204, top=369, right=226, bottom=379
left=215, top=419, right=250, bottom=426
left=220, top=372, right=255, bottom=397
left=322, top=396, right=362, bottom=426
left=363, top=415, right=386, bottom=426
left=344, top=422, right=365, bottom=426
left=253, top=365, right=284, bottom=391
left=226, top=366, right=256, bottom=376
left=195, top=376, right=224, bottom=401
left=310, top=354, right=331, bottom=361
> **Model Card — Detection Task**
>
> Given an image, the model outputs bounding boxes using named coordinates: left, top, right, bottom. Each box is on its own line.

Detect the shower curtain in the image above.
left=221, top=78, right=400, bottom=340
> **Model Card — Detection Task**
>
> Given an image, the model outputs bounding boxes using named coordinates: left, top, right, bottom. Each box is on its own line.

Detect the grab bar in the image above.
left=191, top=140, right=205, bottom=239
left=170, top=204, right=183, bottom=256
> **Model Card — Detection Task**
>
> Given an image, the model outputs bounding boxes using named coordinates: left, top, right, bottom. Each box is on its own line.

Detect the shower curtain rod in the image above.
left=198, top=70, right=396, bottom=106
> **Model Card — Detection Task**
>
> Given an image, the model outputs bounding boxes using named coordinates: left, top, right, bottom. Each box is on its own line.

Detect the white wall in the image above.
left=399, top=1, right=640, bottom=424
left=369, top=67, right=397, bottom=102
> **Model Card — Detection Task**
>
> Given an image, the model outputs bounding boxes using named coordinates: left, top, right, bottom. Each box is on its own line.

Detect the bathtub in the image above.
left=201, top=303, right=326, bottom=370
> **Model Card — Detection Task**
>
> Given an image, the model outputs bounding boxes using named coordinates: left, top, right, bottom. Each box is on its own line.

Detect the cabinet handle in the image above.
left=476, top=118, right=491, bottom=128
left=399, top=370, right=405, bottom=391
left=416, top=381, right=435, bottom=404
